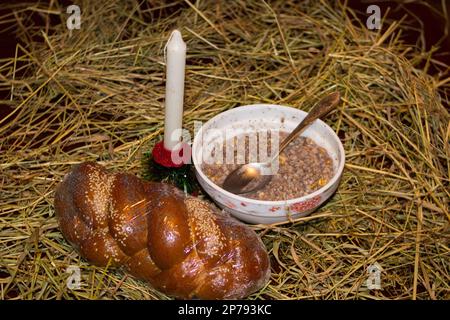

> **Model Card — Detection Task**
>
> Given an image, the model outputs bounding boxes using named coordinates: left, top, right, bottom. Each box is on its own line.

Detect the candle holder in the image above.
left=143, top=30, right=198, bottom=194
left=143, top=140, right=199, bottom=195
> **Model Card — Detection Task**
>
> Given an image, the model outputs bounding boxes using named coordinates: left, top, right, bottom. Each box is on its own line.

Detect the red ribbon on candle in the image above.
left=151, top=141, right=191, bottom=168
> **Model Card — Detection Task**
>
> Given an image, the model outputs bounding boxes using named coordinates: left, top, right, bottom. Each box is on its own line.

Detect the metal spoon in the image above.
left=222, top=91, right=341, bottom=195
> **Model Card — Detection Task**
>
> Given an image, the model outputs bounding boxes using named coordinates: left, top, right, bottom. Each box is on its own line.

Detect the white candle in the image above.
left=163, top=30, right=186, bottom=151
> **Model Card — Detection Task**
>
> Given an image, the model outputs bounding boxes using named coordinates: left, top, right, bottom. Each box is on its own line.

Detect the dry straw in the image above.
left=0, top=0, right=449, bottom=300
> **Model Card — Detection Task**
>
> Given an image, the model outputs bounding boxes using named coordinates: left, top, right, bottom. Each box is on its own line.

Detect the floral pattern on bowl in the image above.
left=289, top=195, right=322, bottom=213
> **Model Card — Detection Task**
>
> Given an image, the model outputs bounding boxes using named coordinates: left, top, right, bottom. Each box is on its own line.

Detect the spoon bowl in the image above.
left=222, top=162, right=273, bottom=194
left=192, top=103, right=345, bottom=224
left=222, top=92, right=341, bottom=195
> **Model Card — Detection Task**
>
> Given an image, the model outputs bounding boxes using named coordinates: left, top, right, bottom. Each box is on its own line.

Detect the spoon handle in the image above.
left=272, top=91, right=341, bottom=162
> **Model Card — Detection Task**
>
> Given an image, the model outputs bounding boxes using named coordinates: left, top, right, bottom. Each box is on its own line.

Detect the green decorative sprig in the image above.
left=142, top=150, right=199, bottom=195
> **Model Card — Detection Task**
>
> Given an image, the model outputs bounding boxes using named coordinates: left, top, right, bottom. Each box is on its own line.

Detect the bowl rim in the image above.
left=192, top=103, right=346, bottom=207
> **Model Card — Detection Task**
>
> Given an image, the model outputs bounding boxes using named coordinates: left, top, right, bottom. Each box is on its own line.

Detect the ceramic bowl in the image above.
left=192, top=104, right=345, bottom=224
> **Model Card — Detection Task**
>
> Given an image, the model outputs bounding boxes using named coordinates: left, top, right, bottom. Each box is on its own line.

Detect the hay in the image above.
left=0, top=0, right=449, bottom=300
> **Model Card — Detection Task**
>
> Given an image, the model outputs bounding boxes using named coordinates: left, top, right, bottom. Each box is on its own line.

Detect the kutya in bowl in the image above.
left=192, top=104, right=345, bottom=224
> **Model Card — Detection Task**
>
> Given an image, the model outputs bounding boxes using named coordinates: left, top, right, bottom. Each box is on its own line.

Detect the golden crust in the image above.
left=55, top=162, right=270, bottom=299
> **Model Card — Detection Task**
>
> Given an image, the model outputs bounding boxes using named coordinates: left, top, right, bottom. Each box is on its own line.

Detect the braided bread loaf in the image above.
left=54, top=162, right=270, bottom=299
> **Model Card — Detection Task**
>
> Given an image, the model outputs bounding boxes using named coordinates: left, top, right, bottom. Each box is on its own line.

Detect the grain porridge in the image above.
left=201, top=131, right=335, bottom=201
